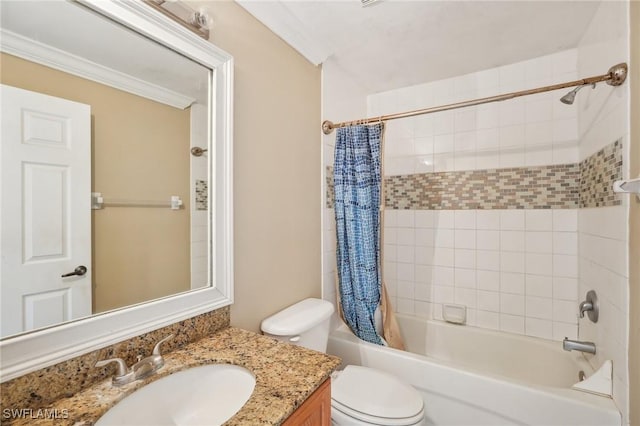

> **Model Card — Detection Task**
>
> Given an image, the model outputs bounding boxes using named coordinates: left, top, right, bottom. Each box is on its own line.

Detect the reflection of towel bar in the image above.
left=92, top=193, right=183, bottom=210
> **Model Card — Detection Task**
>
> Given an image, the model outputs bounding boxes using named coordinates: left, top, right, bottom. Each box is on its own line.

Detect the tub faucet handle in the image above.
left=578, top=290, right=598, bottom=323
left=579, top=301, right=592, bottom=317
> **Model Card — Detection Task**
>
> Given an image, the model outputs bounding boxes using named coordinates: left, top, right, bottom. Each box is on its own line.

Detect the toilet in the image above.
left=261, top=298, right=425, bottom=426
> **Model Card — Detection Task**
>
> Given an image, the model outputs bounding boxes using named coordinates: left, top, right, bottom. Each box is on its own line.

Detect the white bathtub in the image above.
left=327, top=314, right=621, bottom=426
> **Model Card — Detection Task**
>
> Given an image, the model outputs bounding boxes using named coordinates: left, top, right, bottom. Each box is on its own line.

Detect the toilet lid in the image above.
left=332, top=366, right=424, bottom=424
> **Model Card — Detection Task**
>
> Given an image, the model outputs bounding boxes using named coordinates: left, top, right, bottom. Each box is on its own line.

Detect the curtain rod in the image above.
left=322, top=62, right=628, bottom=135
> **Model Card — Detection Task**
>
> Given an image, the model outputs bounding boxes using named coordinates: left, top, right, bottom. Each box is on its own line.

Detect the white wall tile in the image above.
left=526, top=296, right=553, bottom=319
left=553, top=232, right=578, bottom=255
left=526, top=232, right=553, bottom=253
left=415, top=246, right=435, bottom=265
left=525, top=122, right=553, bottom=147
left=477, top=230, right=500, bottom=250
left=525, top=209, right=553, bottom=231
left=434, top=134, right=454, bottom=154
left=454, top=230, right=476, bottom=249
left=499, top=125, right=526, bottom=148
left=477, top=270, right=500, bottom=292
left=397, top=281, right=415, bottom=299
left=525, top=253, right=553, bottom=276
left=525, top=318, right=553, bottom=339
left=397, top=228, right=415, bottom=245
left=500, top=252, right=525, bottom=273
left=500, top=272, right=525, bottom=295
left=434, top=285, right=455, bottom=304
left=433, top=266, right=455, bottom=286
left=397, top=245, right=415, bottom=264
left=500, top=313, right=525, bottom=334
left=553, top=299, right=578, bottom=324
left=454, top=210, right=476, bottom=229
left=500, top=210, right=525, bottom=230
left=553, top=254, right=578, bottom=278
left=525, top=97, right=553, bottom=123
left=414, top=265, right=433, bottom=285
left=455, top=268, right=476, bottom=289
left=476, top=128, right=500, bottom=150
left=477, top=250, right=500, bottom=271
left=501, top=293, right=525, bottom=316
left=553, top=321, right=577, bottom=341
left=435, top=210, right=455, bottom=229
left=455, top=249, right=476, bottom=269
left=415, top=228, right=434, bottom=247
left=476, top=310, right=500, bottom=330
left=414, top=210, right=434, bottom=228
left=433, top=112, right=454, bottom=135
left=397, top=263, right=415, bottom=281
left=526, top=275, right=553, bottom=298
left=501, top=231, right=525, bottom=252
left=553, top=277, right=578, bottom=301
left=414, top=284, right=432, bottom=302
left=477, top=290, right=500, bottom=312
left=434, top=229, right=455, bottom=248
left=553, top=210, right=578, bottom=231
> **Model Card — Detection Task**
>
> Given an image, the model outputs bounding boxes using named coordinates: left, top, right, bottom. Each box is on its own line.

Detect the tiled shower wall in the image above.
left=325, top=139, right=622, bottom=342
left=576, top=1, right=630, bottom=421
left=323, top=48, right=621, bottom=343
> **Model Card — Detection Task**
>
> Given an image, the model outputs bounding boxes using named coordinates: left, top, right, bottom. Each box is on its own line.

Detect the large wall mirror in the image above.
left=0, top=0, right=233, bottom=381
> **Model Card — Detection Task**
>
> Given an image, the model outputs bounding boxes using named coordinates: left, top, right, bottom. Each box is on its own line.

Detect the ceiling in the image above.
left=236, top=0, right=601, bottom=94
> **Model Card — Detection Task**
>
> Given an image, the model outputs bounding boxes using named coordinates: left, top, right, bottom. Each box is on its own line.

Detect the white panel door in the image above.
left=1, top=84, right=92, bottom=337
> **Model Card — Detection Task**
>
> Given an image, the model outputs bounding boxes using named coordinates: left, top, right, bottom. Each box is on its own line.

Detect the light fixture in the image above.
left=144, top=0, right=210, bottom=39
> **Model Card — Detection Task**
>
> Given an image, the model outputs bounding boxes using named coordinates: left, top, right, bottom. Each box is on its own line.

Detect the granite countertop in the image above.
left=7, top=327, right=341, bottom=426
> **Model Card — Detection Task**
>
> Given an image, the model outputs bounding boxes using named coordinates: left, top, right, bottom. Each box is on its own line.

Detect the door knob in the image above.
left=61, top=265, right=87, bottom=278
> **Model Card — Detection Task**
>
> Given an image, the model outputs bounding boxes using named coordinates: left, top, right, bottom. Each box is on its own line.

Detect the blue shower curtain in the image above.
left=334, top=123, right=384, bottom=345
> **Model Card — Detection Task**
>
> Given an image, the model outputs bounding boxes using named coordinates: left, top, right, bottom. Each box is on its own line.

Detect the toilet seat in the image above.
left=331, top=366, right=424, bottom=426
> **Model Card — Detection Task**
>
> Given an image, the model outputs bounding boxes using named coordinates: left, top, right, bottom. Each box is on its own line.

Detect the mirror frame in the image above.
left=0, top=0, right=234, bottom=382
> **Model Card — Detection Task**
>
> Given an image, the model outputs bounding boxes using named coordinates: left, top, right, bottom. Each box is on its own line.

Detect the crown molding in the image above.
left=0, top=29, right=196, bottom=109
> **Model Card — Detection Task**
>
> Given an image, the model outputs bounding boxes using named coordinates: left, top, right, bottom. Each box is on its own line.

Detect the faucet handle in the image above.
left=152, top=334, right=174, bottom=356
left=579, top=290, right=599, bottom=323
left=95, top=357, right=130, bottom=377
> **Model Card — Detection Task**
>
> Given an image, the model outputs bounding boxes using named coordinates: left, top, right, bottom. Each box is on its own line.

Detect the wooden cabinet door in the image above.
left=283, top=378, right=331, bottom=426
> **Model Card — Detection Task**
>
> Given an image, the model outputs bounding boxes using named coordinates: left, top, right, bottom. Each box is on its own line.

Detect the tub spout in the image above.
left=563, top=337, right=596, bottom=354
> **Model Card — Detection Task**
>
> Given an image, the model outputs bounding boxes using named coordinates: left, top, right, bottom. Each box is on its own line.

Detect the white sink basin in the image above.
left=95, top=364, right=256, bottom=426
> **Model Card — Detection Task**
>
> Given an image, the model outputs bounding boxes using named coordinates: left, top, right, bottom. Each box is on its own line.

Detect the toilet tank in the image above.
left=261, top=298, right=334, bottom=352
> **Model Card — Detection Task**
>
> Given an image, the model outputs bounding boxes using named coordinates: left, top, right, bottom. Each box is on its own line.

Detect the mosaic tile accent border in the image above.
left=195, top=179, right=208, bottom=211
left=325, top=140, right=622, bottom=210
left=384, top=164, right=579, bottom=209
left=326, top=164, right=578, bottom=209
left=579, top=140, right=623, bottom=208
left=326, top=172, right=334, bottom=209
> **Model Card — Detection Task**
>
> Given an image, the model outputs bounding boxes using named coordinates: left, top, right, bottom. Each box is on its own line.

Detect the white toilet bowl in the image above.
left=260, top=298, right=425, bottom=426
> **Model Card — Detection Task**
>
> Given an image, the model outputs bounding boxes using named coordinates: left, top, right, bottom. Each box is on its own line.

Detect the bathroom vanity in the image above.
left=3, top=327, right=340, bottom=425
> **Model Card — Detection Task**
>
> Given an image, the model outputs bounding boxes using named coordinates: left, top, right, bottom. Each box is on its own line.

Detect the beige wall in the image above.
left=1, top=53, right=192, bottom=313
left=194, top=0, right=322, bottom=332
left=629, top=2, right=639, bottom=423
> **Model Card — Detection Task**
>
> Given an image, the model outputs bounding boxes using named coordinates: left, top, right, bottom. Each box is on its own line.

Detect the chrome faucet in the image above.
left=95, top=334, right=173, bottom=386
left=563, top=337, right=596, bottom=354
left=578, top=290, right=599, bottom=322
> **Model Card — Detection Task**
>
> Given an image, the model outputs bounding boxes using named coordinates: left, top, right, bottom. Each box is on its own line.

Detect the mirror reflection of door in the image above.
left=0, top=84, right=92, bottom=336
left=0, top=0, right=211, bottom=340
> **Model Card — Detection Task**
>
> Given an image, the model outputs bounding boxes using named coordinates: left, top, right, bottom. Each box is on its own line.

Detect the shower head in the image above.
left=560, top=83, right=595, bottom=105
